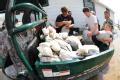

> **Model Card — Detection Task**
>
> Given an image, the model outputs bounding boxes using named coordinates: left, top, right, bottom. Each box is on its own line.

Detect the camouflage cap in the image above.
left=107, top=19, right=113, bottom=26
left=104, top=19, right=113, bottom=27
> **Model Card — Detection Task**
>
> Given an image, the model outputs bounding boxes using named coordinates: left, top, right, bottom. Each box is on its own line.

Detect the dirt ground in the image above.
left=89, top=30, right=120, bottom=80
left=101, top=33, right=120, bottom=80
left=0, top=30, right=120, bottom=80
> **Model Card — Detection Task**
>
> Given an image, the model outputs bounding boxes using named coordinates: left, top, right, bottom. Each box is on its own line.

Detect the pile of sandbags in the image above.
left=37, top=40, right=76, bottom=62
left=37, top=26, right=100, bottom=62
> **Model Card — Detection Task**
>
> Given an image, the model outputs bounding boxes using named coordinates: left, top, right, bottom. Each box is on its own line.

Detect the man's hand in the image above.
left=95, top=31, right=100, bottom=35
left=104, top=38, right=113, bottom=42
left=63, top=21, right=72, bottom=28
left=87, top=31, right=92, bottom=37
left=90, top=23, right=98, bottom=33
left=100, top=38, right=113, bottom=42
left=64, top=24, right=73, bottom=29
left=56, top=22, right=65, bottom=27
left=63, top=21, right=71, bottom=25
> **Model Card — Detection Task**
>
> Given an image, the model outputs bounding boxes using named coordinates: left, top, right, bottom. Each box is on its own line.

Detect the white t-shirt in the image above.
left=83, top=15, right=98, bottom=44
left=86, top=15, right=98, bottom=31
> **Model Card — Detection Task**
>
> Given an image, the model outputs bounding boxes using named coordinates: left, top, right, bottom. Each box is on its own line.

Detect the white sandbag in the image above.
left=55, top=33, right=63, bottom=40
left=40, top=55, right=60, bottom=62
left=59, top=50, right=73, bottom=61
left=40, top=56, right=52, bottom=62
left=51, top=55, right=61, bottom=62
left=37, top=46, right=53, bottom=57
left=42, top=27, right=49, bottom=36
left=48, top=26, right=56, bottom=34
left=77, top=45, right=99, bottom=56
left=51, top=32, right=68, bottom=40
left=55, top=39, right=72, bottom=52
left=66, top=36, right=82, bottom=51
left=96, top=30, right=112, bottom=40
left=59, top=50, right=79, bottom=61
left=50, top=40, right=61, bottom=52
left=42, top=26, right=57, bottom=40
left=69, top=51, right=80, bottom=58
left=82, top=45, right=99, bottom=53
left=44, top=26, right=68, bottom=40
left=49, top=32, right=58, bottom=39
left=61, top=27, right=70, bottom=33
left=58, top=32, right=68, bottom=40
left=39, top=42, right=51, bottom=47
left=77, top=47, right=87, bottom=56
left=45, top=36, right=53, bottom=42
left=83, top=45, right=100, bottom=55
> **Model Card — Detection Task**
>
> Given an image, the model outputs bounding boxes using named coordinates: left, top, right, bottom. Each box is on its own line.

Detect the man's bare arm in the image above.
left=90, top=23, right=98, bottom=33
left=68, top=24, right=74, bottom=28
left=100, top=38, right=113, bottom=42
left=55, top=22, right=65, bottom=27
left=56, top=21, right=72, bottom=28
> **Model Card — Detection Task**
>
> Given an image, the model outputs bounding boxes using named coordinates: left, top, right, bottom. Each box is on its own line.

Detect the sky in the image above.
left=99, top=0, right=120, bottom=24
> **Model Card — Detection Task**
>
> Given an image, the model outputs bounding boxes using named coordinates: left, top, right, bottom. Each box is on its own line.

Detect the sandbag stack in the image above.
left=37, top=26, right=100, bottom=62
